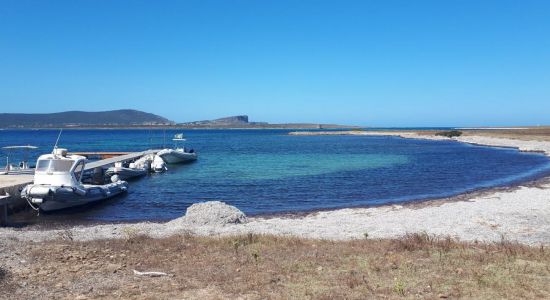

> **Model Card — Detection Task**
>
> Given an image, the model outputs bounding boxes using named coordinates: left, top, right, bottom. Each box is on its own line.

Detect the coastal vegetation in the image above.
left=2, top=233, right=548, bottom=299
left=462, top=127, right=550, bottom=142
left=435, top=130, right=463, bottom=138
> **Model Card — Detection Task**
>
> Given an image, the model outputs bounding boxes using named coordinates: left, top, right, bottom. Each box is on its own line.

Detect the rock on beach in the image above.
left=177, top=201, right=248, bottom=226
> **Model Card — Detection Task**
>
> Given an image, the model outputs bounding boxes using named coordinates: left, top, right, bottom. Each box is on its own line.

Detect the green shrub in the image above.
left=435, top=130, right=462, bottom=138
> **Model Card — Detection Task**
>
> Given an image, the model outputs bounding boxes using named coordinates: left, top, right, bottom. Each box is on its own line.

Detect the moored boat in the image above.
left=105, top=162, right=148, bottom=180
left=157, top=148, right=197, bottom=164
left=21, top=148, right=128, bottom=212
left=157, top=133, right=198, bottom=164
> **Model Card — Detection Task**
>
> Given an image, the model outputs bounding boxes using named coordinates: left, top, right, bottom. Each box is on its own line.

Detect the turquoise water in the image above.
left=194, top=153, right=409, bottom=180
left=2, top=129, right=550, bottom=222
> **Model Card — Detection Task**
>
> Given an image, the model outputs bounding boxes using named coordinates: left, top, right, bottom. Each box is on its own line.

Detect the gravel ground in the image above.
left=1, top=133, right=549, bottom=247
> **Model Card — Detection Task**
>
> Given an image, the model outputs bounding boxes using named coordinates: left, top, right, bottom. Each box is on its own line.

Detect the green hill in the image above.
left=0, top=109, right=173, bottom=128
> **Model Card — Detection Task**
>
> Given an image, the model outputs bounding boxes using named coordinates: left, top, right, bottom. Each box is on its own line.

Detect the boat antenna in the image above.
left=148, top=129, right=152, bottom=150
left=53, top=128, right=63, bottom=151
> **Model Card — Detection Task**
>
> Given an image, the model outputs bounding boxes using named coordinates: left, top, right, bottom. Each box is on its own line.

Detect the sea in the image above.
left=2, top=128, right=550, bottom=223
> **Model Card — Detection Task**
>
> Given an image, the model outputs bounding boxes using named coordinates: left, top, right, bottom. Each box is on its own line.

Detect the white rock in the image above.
left=181, top=201, right=247, bottom=226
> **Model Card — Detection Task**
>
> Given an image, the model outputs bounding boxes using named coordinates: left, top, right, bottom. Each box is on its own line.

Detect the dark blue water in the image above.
left=2, top=129, right=550, bottom=222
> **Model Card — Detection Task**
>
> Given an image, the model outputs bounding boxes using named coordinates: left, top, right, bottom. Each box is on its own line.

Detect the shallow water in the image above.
left=2, top=129, right=550, bottom=222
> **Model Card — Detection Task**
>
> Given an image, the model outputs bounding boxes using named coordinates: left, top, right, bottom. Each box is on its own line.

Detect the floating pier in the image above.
left=69, top=152, right=131, bottom=159
left=82, top=150, right=160, bottom=170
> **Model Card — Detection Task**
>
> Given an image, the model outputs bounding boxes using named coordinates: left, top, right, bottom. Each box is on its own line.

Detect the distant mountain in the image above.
left=178, top=115, right=358, bottom=129
left=212, top=115, right=249, bottom=124
left=0, top=109, right=174, bottom=128
left=179, top=115, right=255, bottom=126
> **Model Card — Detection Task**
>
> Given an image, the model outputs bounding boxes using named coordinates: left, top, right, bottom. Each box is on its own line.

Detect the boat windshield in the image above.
left=73, top=161, right=85, bottom=181
left=36, top=159, right=75, bottom=173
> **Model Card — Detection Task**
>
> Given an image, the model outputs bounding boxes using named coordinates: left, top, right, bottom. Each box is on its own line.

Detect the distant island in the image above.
left=0, top=109, right=174, bottom=128
left=176, top=115, right=358, bottom=129
left=0, top=110, right=358, bottom=129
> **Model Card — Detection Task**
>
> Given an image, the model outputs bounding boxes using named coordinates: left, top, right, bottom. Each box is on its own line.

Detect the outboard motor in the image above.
left=152, top=155, right=167, bottom=173
left=111, top=174, right=121, bottom=183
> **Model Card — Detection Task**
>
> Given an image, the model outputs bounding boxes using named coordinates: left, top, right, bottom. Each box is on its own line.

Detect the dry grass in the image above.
left=461, top=128, right=550, bottom=142
left=2, top=233, right=549, bottom=299
left=373, top=127, right=550, bottom=142
left=407, top=127, right=550, bottom=142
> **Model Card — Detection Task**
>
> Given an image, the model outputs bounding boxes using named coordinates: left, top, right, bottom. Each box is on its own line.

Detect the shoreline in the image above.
left=1, top=130, right=550, bottom=246
left=10, top=151, right=550, bottom=230
left=249, top=172, right=550, bottom=219
left=289, top=130, right=550, bottom=154
left=9, top=174, right=548, bottom=230
left=0, top=125, right=361, bottom=130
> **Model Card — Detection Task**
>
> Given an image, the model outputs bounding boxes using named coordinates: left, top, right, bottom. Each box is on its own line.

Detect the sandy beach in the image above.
left=2, top=130, right=549, bottom=245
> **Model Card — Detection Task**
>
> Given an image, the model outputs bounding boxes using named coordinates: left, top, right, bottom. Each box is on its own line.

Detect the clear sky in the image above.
left=1, top=0, right=549, bottom=127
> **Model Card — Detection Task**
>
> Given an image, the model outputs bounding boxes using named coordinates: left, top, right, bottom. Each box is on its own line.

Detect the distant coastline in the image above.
left=0, top=110, right=359, bottom=130
left=0, top=124, right=361, bottom=130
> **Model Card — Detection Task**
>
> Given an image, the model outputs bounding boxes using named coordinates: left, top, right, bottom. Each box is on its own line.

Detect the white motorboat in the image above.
left=157, top=133, right=198, bottom=164
left=21, top=148, right=128, bottom=212
left=105, top=162, right=148, bottom=180
left=1, top=145, right=38, bottom=175
left=157, top=148, right=197, bottom=164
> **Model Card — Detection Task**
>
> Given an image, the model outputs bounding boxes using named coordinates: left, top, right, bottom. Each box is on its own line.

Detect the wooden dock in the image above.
left=69, top=152, right=131, bottom=159
left=84, top=149, right=160, bottom=170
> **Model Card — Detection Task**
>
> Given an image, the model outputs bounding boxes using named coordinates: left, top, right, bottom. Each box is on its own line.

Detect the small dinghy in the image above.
left=106, top=162, right=147, bottom=180
left=21, top=148, right=128, bottom=212
left=157, top=133, right=198, bottom=164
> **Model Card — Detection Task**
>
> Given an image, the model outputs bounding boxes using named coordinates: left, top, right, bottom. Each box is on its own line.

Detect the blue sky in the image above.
left=1, top=0, right=549, bottom=126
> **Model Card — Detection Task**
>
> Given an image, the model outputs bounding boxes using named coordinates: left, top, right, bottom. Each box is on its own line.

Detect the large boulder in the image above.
left=183, top=201, right=247, bottom=226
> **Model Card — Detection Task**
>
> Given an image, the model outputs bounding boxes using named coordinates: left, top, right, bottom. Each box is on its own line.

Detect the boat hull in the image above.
left=157, top=150, right=197, bottom=164
left=22, top=182, right=128, bottom=212
left=105, top=167, right=147, bottom=180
